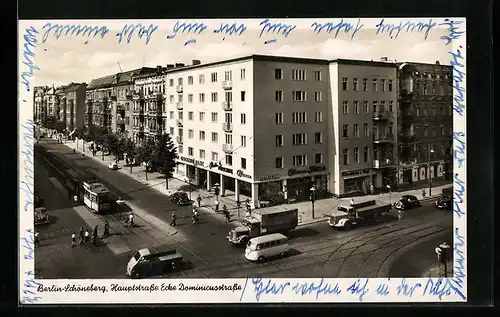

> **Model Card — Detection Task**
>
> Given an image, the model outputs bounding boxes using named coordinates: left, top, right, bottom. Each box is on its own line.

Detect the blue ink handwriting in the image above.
left=20, top=272, right=43, bottom=304
left=291, top=278, right=342, bottom=299
left=184, top=39, right=196, bottom=46
left=453, top=172, right=466, bottom=218
left=214, top=22, right=247, bottom=40
left=311, top=18, right=364, bottom=40
left=41, top=23, right=109, bottom=43
left=448, top=47, right=466, bottom=116
left=20, top=26, right=40, bottom=92
left=396, top=278, right=421, bottom=298
left=346, top=278, right=369, bottom=302
left=423, top=278, right=466, bottom=300
left=375, top=18, right=437, bottom=40
left=264, top=39, right=277, bottom=44
left=451, top=228, right=466, bottom=292
left=116, top=24, right=158, bottom=45
left=167, top=21, right=207, bottom=46
left=21, top=229, right=35, bottom=260
left=452, top=132, right=466, bottom=168
left=239, top=278, right=249, bottom=301
left=375, top=282, right=390, bottom=296
left=20, top=120, right=35, bottom=212
left=251, top=278, right=290, bottom=302
left=259, top=19, right=296, bottom=43
left=439, top=19, right=465, bottom=45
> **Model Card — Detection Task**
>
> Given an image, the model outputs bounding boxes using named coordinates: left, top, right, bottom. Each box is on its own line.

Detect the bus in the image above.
left=83, top=181, right=113, bottom=213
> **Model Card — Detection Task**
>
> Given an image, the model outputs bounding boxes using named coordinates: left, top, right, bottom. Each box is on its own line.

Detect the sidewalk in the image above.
left=421, top=260, right=454, bottom=278
left=61, top=137, right=452, bottom=227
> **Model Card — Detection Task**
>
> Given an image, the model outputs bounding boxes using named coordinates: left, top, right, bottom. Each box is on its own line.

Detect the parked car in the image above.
left=170, top=191, right=191, bottom=205
left=394, top=195, right=422, bottom=210
left=435, top=195, right=453, bottom=210
left=108, top=162, right=119, bottom=170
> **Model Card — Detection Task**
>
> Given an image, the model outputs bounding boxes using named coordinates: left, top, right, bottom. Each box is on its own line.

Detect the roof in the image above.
left=330, top=58, right=398, bottom=68
left=87, top=74, right=117, bottom=90
left=63, top=82, right=86, bottom=93
left=88, top=68, right=157, bottom=89
left=250, top=233, right=288, bottom=244
left=257, top=208, right=298, bottom=216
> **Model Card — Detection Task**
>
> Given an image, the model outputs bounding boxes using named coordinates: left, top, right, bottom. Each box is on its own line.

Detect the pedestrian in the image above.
left=398, top=210, right=403, bottom=222
left=170, top=210, right=177, bottom=227
left=84, top=230, right=90, bottom=246
left=422, top=188, right=426, bottom=198
left=350, top=198, right=355, bottom=205
left=197, top=195, right=202, bottom=207
left=192, top=211, right=198, bottom=225
left=79, top=227, right=84, bottom=245
left=224, top=209, right=230, bottom=223
left=91, top=232, right=97, bottom=246
left=128, top=213, right=134, bottom=227
left=34, top=232, right=40, bottom=247
left=71, top=233, right=76, bottom=247
left=73, top=194, right=78, bottom=205
left=215, top=200, right=219, bottom=213
left=93, top=225, right=98, bottom=239
left=103, top=220, right=110, bottom=237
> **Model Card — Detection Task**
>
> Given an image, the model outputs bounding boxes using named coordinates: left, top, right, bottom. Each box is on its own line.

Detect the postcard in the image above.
left=18, top=17, right=466, bottom=304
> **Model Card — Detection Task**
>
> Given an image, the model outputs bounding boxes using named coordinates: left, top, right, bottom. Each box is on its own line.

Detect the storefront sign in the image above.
left=236, top=170, right=252, bottom=179
left=287, top=165, right=327, bottom=176
left=257, top=173, right=282, bottom=181
left=341, top=168, right=371, bottom=178
left=180, top=156, right=204, bottom=166
left=218, top=166, right=233, bottom=174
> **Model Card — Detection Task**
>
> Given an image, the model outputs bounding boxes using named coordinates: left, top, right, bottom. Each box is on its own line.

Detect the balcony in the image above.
left=372, top=159, right=393, bottom=169
left=222, top=80, right=232, bottom=90
left=149, top=126, right=158, bottom=132
left=222, top=101, right=232, bottom=111
left=110, top=94, right=117, bottom=101
left=133, top=91, right=144, bottom=100
left=176, top=136, right=183, bottom=144
left=133, top=125, right=144, bottom=132
left=176, top=85, right=183, bottom=93
left=147, top=108, right=159, bottom=115
left=176, top=102, right=183, bottom=110
left=147, top=91, right=163, bottom=100
left=133, top=107, right=144, bottom=114
left=126, top=92, right=133, bottom=99
left=177, top=119, right=183, bottom=127
left=372, top=134, right=394, bottom=143
left=222, top=122, right=233, bottom=132
left=222, top=144, right=233, bottom=153
left=372, top=111, right=390, bottom=120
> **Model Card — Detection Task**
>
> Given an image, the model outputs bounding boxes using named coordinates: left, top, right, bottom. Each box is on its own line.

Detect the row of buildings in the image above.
left=33, top=54, right=453, bottom=205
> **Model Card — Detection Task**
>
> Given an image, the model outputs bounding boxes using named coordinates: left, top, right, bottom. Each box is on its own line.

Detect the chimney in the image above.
left=435, top=60, right=440, bottom=65
left=156, top=65, right=162, bottom=73
left=380, top=57, right=388, bottom=62
left=192, top=59, right=201, bottom=65
left=175, top=63, right=185, bottom=68
left=166, top=64, right=175, bottom=69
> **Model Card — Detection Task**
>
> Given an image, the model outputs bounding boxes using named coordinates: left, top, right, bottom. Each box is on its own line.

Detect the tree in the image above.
left=42, top=116, right=57, bottom=129
left=108, top=134, right=127, bottom=164
left=135, top=139, right=155, bottom=180
left=152, top=133, right=178, bottom=189
left=54, top=120, right=66, bottom=133
left=124, top=139, right=138, bottom=173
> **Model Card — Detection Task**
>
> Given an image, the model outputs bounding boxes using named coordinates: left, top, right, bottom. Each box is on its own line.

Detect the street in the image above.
left=34, top=139, right=453, bottom=279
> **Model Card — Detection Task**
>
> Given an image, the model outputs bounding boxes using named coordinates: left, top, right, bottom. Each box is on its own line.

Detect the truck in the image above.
left=34, top=207, right=50, bottom=226
left=227, top=208, right=299, bottom=246
left=327, top=200, right=391, bottom=230
left=126, top=246, right=183, bottom=278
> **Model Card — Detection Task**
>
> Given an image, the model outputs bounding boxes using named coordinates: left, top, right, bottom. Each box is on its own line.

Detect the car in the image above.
left=108, top=162, right=119, bottom=170
left=435, top=195, right=452, bottom=210
left=394, top=195, right=421, bottom=210
left=170, top=191, right=191, bottom=205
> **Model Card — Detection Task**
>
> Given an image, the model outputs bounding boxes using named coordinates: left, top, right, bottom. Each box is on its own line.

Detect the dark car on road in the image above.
left=170, top=191, right=191, bottom=205
left=435, top=195, right=452, bottom=210
left=394, top=195, right=422, bottom=210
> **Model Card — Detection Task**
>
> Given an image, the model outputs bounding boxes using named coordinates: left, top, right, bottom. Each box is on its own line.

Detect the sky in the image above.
left=21, top=18, right=458, bottom=87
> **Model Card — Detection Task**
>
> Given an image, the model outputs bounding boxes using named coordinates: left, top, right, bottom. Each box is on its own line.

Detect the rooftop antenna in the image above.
left=117, top=62, right=123, bottom=72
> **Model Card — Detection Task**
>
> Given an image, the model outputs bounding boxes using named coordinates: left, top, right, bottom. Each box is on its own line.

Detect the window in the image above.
left=188, top=147, right=194, bottom=156
left=342, top=101, right=349, bottom=114
left=199, top=74, right=205, bottom=84
left=211, top=132, right=218, bottom=142
left=315, top=153, right=322, bottom=164
left=388, top=80, right=393, bottom=91
left=276, top=135, right=284, bottom=147
left=188, top=94, right=193, bottom=103
left=199, top=131, right=205, bottom=140
left=372, top=79, right=377, bottom=91
left=293, top=155, right=307, bottom=166
left=188, top=111, right=194, bottom=120
left=441, top=124, right=445, bottom=135
left=199, top=149, right=205, bottom=159
left=212, top=152, right=218, bottom=161
left=169, top=111, right=174, bottom=119
left=432, top=105, right=436, bottom=116
left=363, top=78, right=368, bottom=91
left=424, top=125, right=428, bottom=136
left=343, top=124, right=348, bottom=137
left=225, top=155, right=233, bottom=166
left=188, top=129, right=194, bottom=138
left=241, top=158, right=247, bottom=169
left=315, top=111, right=323, bottom=123
left=292, top=112, right=307, bottom=123
left=363, top=123, right=369, bottom=137
left=363, top=101, right=369, bottom=113
left=169, top=127, right=174, bottom=135
left=373, top=101, right=378, bottom=112
left=341, top=77, right=348, bottom=91
left=353, top=101, right=359, bottom=114
left=314, top=132, right=322, bottom=143
left=415, top=125, right=420, bottom=136
left=169, top=95, right=174, bottom=103
left=353, top=78, right=358, bottom=91
left=178, top=78, right=183, bottom=86
left=354, top=148, right=359, bottom=163
left=178, top=145, right=183, bottom=154
left=353, top=124, right=359, bottom=137
left=343, top=149, right=349, bottom=165
left=292, top=133, right=307, bottom=145
left=241, top=91, right=246, bottom=102
left=224, top=71, right=232, bottom=81
left=314, top=70, right=322, bottom=81
left=275, top=68, right=283, bottom=80
left=364, top=147, right=369, bottom=162
left=380, top=101, right=386, bottom=111
left=292, top=69, right=307, bottom=80
left=241, top=68, right=246, bottom=80
left=275, top=157, right=284, bottom=168
left=188, top=76, right=193, bottom=85
left=432, top=126, right=436, bottom=136
left=225, top=134, right=233, bottom=145
left=381, top=79, right=386, bottom=92
left=389, top=101, right=393, bottom=112
left=178, top=94, right=184, bottom=103
left=314, top=91, right=322, bottom=102
left=211, top=92, right=218, bottom=102
left=169, top=79, right=174, bottom=87
left=416, top=107, right=420, bottom=116
left=275, top=112, right=283, bottom=124
left=275, top=91, right=283, bottom=102
left=292, top=91, right=307, bottom=102
left=241, top=135, right=247, bottom=147
left=199, top=112, right=205, bottom=122
left=211, top=72, right=218, bottom=82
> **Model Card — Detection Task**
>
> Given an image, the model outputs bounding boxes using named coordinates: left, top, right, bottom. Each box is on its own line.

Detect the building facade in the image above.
left=85, top=75, right=115, bottom=131
left=42, top=86, right=59, bottom=119
left=60, top=83, right=87, bottom=132
left=397, top=62, right=453, bottom=186
left=328, top=60, right=398, bottom=196
left=34, top=86, right=49, bottom=123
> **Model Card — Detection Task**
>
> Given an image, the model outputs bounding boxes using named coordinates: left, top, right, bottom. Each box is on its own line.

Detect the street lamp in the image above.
left=428, top=148, right=435, bottom=196
left=309, top=186, right=316, bottom=219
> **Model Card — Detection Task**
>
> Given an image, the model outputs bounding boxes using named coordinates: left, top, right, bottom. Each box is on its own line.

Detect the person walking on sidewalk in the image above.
left=192, top=208, right=199, bottom=225
left=128, top=213, right=134, bottom=228
left=103, top=220, right=110, bottom=237
left=215, top=200, right=220, bottom=213
left=170, top=210, right=177, bottom=227
left=34, top=232, right=40, bottom=247
left=71, top=233, right=76, bottom=247
left=197, top=195, right=202, bottom=208
left=93, top=225, right=99, bottom=239
left=73, top=194, right=78, bottom=206
left=223, top=205, right=230, bottom=223
left=84, top=230, right=90, bottom=246
left=422, top=188, right=426, bottom=198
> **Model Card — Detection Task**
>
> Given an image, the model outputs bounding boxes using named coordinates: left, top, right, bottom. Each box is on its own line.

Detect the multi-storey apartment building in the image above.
left=59, top=83, right=87, bottom=132
left=34, top=86, right=49, bottom=123
left=85, top=75, right=115, bottom=131
left=397, top=61, right=453, bottom=186
left=42, top=86, right=59, bottom=119
left=328, top=60, right=398, bottom=196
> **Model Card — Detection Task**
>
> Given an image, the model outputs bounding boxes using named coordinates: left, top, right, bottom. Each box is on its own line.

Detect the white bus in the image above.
left=83, top=181, right=112, bottom=213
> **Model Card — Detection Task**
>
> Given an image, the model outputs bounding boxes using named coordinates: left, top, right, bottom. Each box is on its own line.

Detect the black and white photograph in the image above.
left=19, top=17, right=467, bottom=303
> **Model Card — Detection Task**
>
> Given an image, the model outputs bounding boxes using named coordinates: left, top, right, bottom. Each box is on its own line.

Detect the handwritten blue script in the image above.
left=375, top=18, right=437, bottom=40
left=375, top=281, right=390, bottom=296
left=310, top=18, right=364, bottom=40
left=453, top=172, right=466, bottom=218
left=20, top=26, right=40, bottom=92
left=259, top=19, right=296, bottom=43
left=452, top=132, right=466, bottom=168
left=167, top=21, right=207, bottom=45
left=20, top=119, right=35, bottom=212
left=116, top=24, right=158, bottom=45
left=21, top=271, right=42, bottom=304
left=251, top=278, right=290, bottom=301
left=439, top=19, right=465, bottom=45
left=448, top=47, right=466, bottom=116
left=396, top=278, right=422, bottom=298
left=451, top=227, right=466, bottom=296
left=21, top=229, right=35, bottom=260
left=291, top=278, right=342, bottom=299
left=214, top=22, right=247, bottom=40
left=423, top=277, right=466, bottom=300
left=41, top=23, right=109, bottom=43
left=346, top=279, right=369, bottom=302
